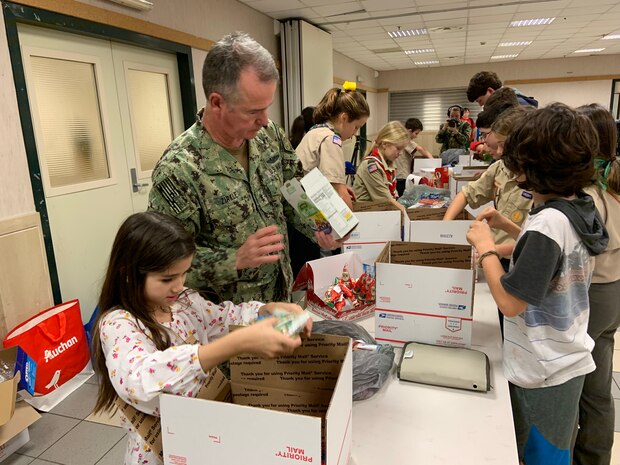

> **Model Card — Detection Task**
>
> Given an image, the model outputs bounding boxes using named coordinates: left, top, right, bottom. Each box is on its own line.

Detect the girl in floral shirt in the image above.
left=92, top=211, right=310, bottom=465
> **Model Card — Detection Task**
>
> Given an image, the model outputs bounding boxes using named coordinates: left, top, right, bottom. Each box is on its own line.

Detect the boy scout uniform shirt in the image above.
left=394, top=139, right=417, bottom=180
left=353, top=151, right=397, bottom=201
left=296, top=124, right=347, bottom=184
left=461, top=159, right=533, bottom=245
left=148, top=110, right=314, bottom=303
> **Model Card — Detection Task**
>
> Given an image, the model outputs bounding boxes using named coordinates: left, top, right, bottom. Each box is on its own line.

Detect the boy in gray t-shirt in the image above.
left=466, top=103, right=608, bottom=465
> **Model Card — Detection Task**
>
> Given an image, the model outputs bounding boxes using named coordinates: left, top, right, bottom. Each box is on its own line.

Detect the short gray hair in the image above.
left=202, top=31, right=279, bottom=102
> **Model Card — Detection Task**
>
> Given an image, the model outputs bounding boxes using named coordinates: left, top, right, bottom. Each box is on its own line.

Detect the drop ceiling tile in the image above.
left=249, top=0, right=306, bottom=13
left=471, top=5, right=518, bottom=16
left=362, top=0, right=416, bottom=12
left=468, top=15, right=512, bottom=25
left=420, top=10, right=467, bottom=21
left=300, top=0, right=344, bottom=5
left=414, top=0, right=466, bottom=6
left=312, top=2, right=366, bottom=16
left=268, top=7, right=318, bottom=19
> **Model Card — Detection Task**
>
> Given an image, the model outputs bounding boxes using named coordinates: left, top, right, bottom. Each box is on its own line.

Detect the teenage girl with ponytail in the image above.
left=296, top=83, right=370, bottom=209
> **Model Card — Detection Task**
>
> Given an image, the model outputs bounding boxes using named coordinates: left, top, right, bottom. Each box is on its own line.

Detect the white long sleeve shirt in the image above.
left=99, top=290, right=262, bottom=465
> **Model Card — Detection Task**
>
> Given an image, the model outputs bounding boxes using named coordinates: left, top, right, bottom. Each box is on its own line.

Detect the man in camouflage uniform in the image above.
left=148, top=32, right=339, bottom=303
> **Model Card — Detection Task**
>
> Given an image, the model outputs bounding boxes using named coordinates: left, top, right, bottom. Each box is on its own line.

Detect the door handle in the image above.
left=130, top=168, right=149, bottom=193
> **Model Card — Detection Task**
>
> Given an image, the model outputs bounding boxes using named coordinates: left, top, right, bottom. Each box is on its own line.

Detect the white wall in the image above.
left=0, top=11, right=34, bottom=218
left=0, top=0, right=282, bottom=222
left=516, top=80, right=612, bottom=109
left=301, top=21, right=333, bottom=110
left=378, top=55, right=620, bottom=92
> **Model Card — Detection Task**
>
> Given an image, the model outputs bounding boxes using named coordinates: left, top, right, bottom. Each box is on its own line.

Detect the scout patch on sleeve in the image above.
left=332, top=134, right=342, bottom=147
left=511, top=211, right=523, bottom=223
left=521, top=191, right=533, bottom=199
left=156, top=178, right=189, bottom=215
left=367, top=163, right=378, bottom=173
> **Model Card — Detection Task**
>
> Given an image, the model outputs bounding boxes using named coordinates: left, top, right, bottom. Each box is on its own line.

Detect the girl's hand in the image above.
left=260, top=302, right=312, bottom=337
left=241, top=318, right=302, bottom=358
left=467, top=220, right=495, bottom=254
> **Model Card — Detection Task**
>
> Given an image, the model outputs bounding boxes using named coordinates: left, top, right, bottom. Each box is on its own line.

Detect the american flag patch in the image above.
left=332, top=135, right=342, bottom=147
left=368, top=163, right=378, bottom=173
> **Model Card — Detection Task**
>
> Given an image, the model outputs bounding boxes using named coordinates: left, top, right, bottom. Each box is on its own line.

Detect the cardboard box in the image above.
left=294, top=252, right=376, bottom=321
left=0, top=346, right=37, bottom=426
left=459, top=153, right=471, bottom=166
left=404, top=208, right=474, bottom=244
left=0, top=404, right=40, bottom=462
left=281, top=168, right=358, bottom=239
left=160, top=334, right=352, bottom=465
left=0, top=347, right=40, bottom=462
left=412, top=158, right=441, bottom=175
left=374, top=241, right=475, bottom=348
left=343, top=201, right=402, bottom=266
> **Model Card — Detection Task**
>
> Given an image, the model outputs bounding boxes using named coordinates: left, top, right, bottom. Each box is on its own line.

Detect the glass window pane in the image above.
left=30, top=56, right=110, bottom=188
left=127, top=69, right=174, bottom=172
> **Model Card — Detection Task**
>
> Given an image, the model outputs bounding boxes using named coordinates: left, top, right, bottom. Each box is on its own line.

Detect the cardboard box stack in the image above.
left=343, top=201, right=402, bottom=267
left=160, top=334, right=352, bottom=465
left=0, top=346, right=40, bottom=462
left=386, top=207, right=476, bottom=348
left=374, top=241, right=475, bottom=348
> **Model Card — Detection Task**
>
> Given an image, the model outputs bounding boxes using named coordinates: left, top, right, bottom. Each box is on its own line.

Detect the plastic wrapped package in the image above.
left=398, top=185, right=452, bottom=209
left=312, top=320, right=395, bottom=401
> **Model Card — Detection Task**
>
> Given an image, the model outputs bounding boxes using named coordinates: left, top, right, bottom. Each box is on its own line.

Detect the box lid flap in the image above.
left=0, top=402, right=40, bottom=444
left=352, top=201, right=400, bottom=212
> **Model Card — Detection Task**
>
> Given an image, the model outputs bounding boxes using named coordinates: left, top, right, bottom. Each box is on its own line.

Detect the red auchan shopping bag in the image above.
left=3, top=300, right=91, bottom=399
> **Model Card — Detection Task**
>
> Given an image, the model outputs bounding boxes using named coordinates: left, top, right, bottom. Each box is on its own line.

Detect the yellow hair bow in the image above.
left=342, top=81, right=357, bottom=91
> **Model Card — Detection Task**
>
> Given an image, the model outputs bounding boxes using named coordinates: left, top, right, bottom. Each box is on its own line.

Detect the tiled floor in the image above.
left=5, top=334, right=620, bottom=464
left=5, top=374, right=126, bottom=465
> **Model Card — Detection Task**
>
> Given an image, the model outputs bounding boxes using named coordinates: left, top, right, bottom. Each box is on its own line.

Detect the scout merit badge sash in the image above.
left=115, top=335, right=231, bottom=458
left=366, top=148, right=398, bottom=199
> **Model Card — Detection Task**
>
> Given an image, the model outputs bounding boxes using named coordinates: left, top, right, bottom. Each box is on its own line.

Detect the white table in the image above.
left=347, top=283, right=519, bottom=465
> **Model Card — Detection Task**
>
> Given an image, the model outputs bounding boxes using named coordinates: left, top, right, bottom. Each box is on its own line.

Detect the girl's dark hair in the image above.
left=92, top=211, right=196, bottom=414
left=576, top=103, right=620, bottom=195
left=289, top=106, right=315, bottom=148
left=503, top=102, right=598, bottom=196
left=313, top=88, right=370, bottom=125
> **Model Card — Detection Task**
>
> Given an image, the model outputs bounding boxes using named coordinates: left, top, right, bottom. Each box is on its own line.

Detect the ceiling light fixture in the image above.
left=107, top=0, right=153, bottom=10
left=404, top=48, right=434, bottom=54
left=510, top=17, right=555, bottom=27
left=499, top=41, right=532, bottom=47
left=573, top=48, right=605, bottom=53
left=414, top=60, right=439, bottom=65
left=602, top=34, right=620, bottom=40
left=491, top=54, right=519, bottom=59
left=388, top=28, right=428, bottom=38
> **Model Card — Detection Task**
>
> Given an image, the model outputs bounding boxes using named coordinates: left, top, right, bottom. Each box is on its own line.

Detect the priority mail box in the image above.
left=294, top=252, right=375, bottom=321
left=160, top=334, right=352, bottom=465
left=412, top=158, right=441, bottom=175
left=343, top=201, right=402, bottom=266
left=374, top=242, right=475, bottom=348
left=281, top=167, right=358, bottom=239
left=405, top=208, right=474, bottom=244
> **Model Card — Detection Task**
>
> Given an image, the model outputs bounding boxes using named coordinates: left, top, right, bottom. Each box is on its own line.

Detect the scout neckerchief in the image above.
left=365, top=147, right=398, bottom=199
left=309, top=122, right=342, bottom=147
